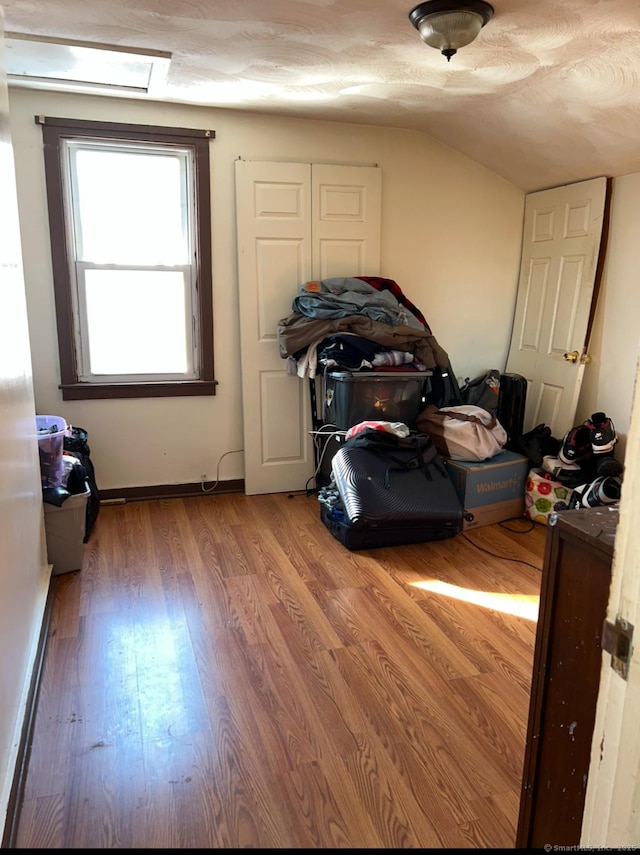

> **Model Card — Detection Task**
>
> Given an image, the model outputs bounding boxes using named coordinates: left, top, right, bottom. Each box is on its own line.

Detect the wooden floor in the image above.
left=13, top=491, right=547, bottom=849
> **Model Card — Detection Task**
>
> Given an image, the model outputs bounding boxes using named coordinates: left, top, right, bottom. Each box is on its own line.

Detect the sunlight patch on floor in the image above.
left=412, top=579, right=539, bottom=621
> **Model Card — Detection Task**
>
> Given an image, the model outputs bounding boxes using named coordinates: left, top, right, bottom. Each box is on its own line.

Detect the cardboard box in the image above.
left=445, top=450, right=529, bottom=530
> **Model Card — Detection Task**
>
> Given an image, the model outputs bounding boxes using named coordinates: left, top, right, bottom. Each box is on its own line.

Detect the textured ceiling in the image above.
left=3, top=0, right=640, bottom=191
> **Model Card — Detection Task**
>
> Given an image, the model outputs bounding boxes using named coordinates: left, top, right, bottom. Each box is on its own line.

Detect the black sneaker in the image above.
left=580, top=475, right=621, bottom=507
left=595, top=454, right=624, bottom=479
left=585, top=412, right=618, bottom=455
left=557, top=467, right=592, bottom=490
left=558, top=424, right=592, bottom=466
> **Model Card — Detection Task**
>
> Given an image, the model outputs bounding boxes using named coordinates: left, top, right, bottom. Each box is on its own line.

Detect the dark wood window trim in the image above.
left=37, top=116, right=217, bottom=400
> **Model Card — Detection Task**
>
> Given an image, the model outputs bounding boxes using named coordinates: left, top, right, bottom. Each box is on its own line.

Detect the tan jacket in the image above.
left=276, top=312, right=450, bottom=371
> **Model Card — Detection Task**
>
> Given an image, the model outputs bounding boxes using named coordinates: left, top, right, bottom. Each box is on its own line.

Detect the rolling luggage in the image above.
left=498, top=373, right=527, bottom=453
left=321, top=429, right=465, bottom=550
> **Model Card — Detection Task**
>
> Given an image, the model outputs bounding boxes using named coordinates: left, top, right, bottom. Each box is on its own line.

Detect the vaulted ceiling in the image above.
left=3, top=0, right=640, bottom=192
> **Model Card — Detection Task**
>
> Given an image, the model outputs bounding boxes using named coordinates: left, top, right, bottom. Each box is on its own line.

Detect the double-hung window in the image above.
left=38, top=117, right=216, bottom=399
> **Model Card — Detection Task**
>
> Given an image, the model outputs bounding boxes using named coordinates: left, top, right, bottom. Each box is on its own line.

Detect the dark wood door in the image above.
left=516, top=507, right=617, bottom=847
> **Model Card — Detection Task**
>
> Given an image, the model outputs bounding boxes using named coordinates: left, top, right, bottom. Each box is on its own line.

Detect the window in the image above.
left=38, top=117, right=216, bottom=399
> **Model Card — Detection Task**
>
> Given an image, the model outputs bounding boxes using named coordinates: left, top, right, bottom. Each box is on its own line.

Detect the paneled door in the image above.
left=505, top=177, right=608, bottom=438
left=235, top=160, right=381, bottom=495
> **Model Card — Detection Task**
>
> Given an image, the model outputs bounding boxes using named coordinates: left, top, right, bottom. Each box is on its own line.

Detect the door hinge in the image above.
left=602, top=615, right=634, bottom=680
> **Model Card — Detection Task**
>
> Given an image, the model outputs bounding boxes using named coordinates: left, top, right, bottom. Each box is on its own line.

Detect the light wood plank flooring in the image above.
left=13, top=491, right=546, bottom=848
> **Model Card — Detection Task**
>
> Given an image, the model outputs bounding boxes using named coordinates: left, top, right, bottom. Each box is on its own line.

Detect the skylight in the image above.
left=4, top=33, right=171, bottom=97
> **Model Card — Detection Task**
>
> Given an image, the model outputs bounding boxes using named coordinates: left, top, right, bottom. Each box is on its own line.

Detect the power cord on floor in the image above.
left=498, top=518, right=536, bottom=533
left=305, top=424, right=344, bottom=495
left=461, top=516, right=542, bottom=571
left=201, top=449, right=244, bottom=493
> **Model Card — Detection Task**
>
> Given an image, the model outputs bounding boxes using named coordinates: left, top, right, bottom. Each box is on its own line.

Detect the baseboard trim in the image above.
left=2, top=579, right=57, bottom=849
left=99, top=479, right=244, bottom=503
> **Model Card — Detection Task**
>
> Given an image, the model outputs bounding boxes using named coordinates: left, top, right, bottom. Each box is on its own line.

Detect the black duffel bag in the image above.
left=64, top=426, right=100, bottom=542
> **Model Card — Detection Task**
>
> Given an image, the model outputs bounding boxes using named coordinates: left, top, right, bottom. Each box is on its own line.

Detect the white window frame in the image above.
left=62, top=139, right=200, bottom=385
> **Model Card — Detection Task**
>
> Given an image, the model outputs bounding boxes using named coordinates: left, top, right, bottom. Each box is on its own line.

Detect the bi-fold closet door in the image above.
left=235, top=160, right=381, bottom=495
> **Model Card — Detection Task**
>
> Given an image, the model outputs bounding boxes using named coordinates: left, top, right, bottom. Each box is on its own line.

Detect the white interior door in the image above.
left=235, top=160, right=381, bottom=495
left=505, top=177, right=608, bottom=438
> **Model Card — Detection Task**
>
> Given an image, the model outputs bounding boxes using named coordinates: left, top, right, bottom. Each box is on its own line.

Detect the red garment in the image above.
left=345, top=420, right=410, bottom=440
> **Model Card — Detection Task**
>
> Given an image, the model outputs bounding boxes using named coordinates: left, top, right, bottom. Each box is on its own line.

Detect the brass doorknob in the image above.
left=563, top=350, right=593, bottom=365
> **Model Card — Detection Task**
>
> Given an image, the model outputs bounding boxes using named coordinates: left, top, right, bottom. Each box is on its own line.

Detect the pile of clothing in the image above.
left=277, top=276, right=451, bottom=380
left=277, top=276, right=466, bottom=430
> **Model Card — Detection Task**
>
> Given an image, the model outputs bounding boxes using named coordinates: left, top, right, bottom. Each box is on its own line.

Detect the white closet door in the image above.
left=312, top=163, right=381, bottom=278
left=235, top=160, right=381, bottom=495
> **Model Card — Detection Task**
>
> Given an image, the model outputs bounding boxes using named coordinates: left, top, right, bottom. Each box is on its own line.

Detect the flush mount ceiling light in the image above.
left=409, top=0, right=494, bottom=62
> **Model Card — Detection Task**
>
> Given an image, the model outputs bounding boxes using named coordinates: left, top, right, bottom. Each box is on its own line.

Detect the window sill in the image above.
left=59, top=380, right=218, bottom=400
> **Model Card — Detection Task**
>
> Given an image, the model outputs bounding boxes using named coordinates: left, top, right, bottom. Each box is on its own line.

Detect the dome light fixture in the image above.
left=409, top=0, right=494, bottom=62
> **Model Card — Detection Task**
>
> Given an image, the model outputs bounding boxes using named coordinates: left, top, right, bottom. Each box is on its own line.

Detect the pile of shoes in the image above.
left=519, top=412, right=623, bottom=510
left=559, top=412, right=623, bottom=508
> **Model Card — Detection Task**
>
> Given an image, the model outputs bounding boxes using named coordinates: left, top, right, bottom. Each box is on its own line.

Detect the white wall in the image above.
left=7, top=89, right=640, bottom=496
left=7, top=88, right=524, bottom=491
left=0, top=13, right=51, bottom=835
left=575, top=172, right=640, bottom=463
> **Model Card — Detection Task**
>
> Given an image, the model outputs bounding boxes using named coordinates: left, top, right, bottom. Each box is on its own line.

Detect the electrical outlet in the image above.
left=200, top=473, right=208, bottom=483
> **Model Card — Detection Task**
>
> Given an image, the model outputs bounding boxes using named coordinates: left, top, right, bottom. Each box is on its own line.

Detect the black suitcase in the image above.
left=498, top=373, right=527, bottom=453
left=322, top=433, right=464, bottom=550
